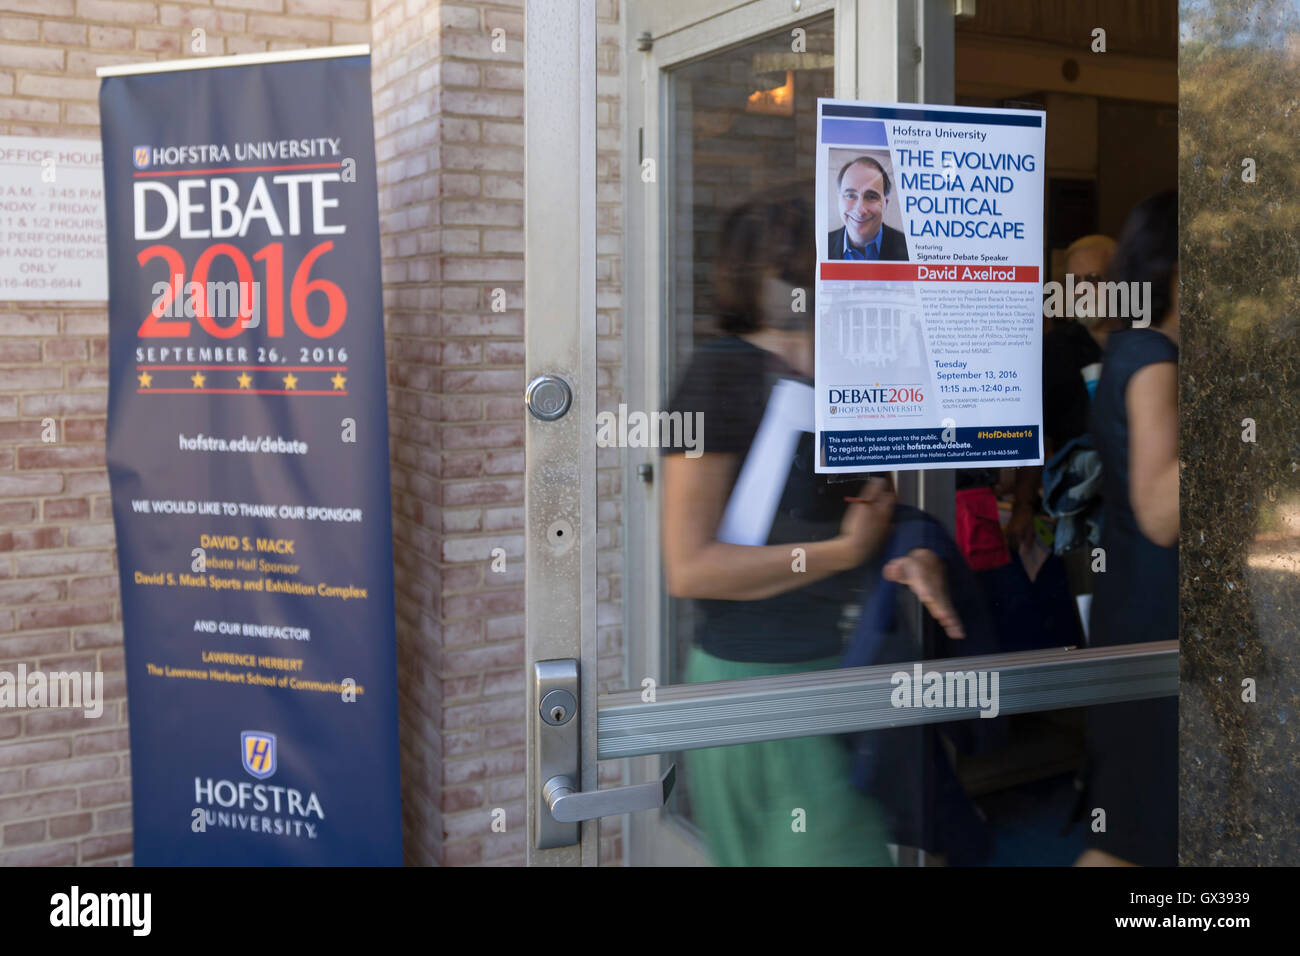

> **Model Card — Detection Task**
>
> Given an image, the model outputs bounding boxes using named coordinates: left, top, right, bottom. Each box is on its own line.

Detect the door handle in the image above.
left=534, top=659, right=675, bottom=848
left=543, top=765, right=676, bottom=823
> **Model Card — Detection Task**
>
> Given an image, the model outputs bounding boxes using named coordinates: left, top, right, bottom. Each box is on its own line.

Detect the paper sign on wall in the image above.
left=0, top=135, right=106, bottom=300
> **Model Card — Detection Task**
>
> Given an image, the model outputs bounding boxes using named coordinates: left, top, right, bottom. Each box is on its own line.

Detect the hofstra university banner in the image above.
left=98, top=47, right=401, bottom=865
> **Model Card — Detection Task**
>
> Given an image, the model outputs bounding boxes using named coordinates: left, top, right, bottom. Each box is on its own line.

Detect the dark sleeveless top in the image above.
left=664, top=336, right=864, bottom=662
left=1082, top=327, right=1179, bottom=866
left=1088, top=328, right=1179, bottom=646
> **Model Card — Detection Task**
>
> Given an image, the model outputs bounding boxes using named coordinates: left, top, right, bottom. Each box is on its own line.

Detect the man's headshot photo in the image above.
left=827, top=152, right=909, bottom=261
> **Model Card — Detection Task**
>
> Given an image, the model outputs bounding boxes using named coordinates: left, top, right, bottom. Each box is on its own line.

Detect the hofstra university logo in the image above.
left=242, top=730, right=276, bottom=780
left=132, top=145, right=150, bottom=169
left=193, top=731, right=324, bottom=839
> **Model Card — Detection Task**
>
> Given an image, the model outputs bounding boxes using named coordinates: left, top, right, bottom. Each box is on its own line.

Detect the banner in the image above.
left=99, top=49, right=401, bottom=865
left=814, top=100, right=1046, bottom=472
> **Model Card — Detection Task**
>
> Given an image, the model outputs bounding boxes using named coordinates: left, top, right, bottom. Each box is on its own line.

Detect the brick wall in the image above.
left=592, top=0, right=625, bottom=865
left=0, top=0, right=370, bottom=866
left=2, top=0, right=631, bottom=866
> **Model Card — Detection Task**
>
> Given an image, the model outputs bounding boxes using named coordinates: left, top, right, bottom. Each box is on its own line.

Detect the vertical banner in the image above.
left=98, top=49, right=401, bottom=864
left=814, top=100, right=1046, bottom=472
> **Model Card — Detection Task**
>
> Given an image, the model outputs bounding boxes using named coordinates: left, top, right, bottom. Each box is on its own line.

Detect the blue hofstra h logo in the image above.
left=241, top=731, right=277, bottom=780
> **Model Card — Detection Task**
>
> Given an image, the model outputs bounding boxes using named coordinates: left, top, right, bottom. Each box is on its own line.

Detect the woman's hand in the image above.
left=833, top=476, right=895, bottom=569
left=663, top=458, right=897, bottom=601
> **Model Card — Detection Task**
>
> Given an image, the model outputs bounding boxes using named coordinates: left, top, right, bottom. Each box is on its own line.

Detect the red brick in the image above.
left=73, top=625, right=123, bottom=650
left=3, top=819, right=44, bottom=845
left=331, top=20, right=367, bottom=43
left=42, top=338, right=86, bottom=362
left=0, top=502, right=35, bottom=525
left=18, top=602, right=111, bottom=631
left=0, top=629, right=70, bottom=657
left=42, top=498, right=89, bottom=520
left=214, top=0, right=283, bottom=11
left=49, top=812, right=93, bottom=839
left=246, top=12, right=329, bottom=39
left=42, top=20, right=88, bottom=44
left=22, top=709, right=87, bottom=736
left=0, top=786, right=76, bottom=821
left=79, top=780, right=130, bottom=808
left=441, top=784, right=484, bottom=813
left=443, top=589, right=523, bottom=620
left=158, top=4, right=246, bottom=29
left=484, top=722, right=525, bottom=749
left=0, top=343, right=40, bottom=363
left=442, top=643, right=522, bottom=676
left=86, top=23, right=133, bottom=48
left=0, top=366, right=62, bottom=390
left=136, top=28, right=180, bottom=52
left=6, top=527, right=63, bottom=551
left=0, top=15, right=37, bottom=39
left=17, top=74, right=99, bottom=100
left=73, top=730, right=129, bottom=756
left=17, top=445, right=104, bottom=469
left=0, top=842, right=76, bottom=866
left=69, top=575, right=118, bottom=599
left=81, top=830, right=132, bottom=861
left=0, top=474, right=63, bottom=499
left=0, top=314, right=58, bottom=337
left=67, top=50, right=147, bottom=73
left=75, top=0, right=157, bottom=23
left=27, top=756, right=118, bottom=789
left=483, top=749, right=524, bottom=776
left=66, top=473, right=108, bottom=494
left=97, top=649, right=124, bottom=672
left=20, top=392, right=106, bottom=416
left=15, top=551, right=110, bottom=577
left=0, top=578, right=65, bottom=606
left=36, top=653, right=98, bottom=673
left=66, top=524, right=115, bottom=548
left=0, top=41, right=63, bottom=70
left=285, top=0, right=363, bottom=18
left=94, top=807, right=130, bottom=830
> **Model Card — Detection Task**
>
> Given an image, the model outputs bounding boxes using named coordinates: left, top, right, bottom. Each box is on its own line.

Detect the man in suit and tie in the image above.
left=828, top=156, right=909, bottom=261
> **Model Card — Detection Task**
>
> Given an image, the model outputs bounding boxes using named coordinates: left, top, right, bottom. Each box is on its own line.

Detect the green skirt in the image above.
left=683, top=647, right=894, bottom=867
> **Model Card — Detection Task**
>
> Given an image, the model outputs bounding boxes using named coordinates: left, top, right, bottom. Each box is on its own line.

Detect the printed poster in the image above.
left=814, top=99, right=1046, bottom=472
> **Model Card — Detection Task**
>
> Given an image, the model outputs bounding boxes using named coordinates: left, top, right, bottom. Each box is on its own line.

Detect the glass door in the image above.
left=524, top=0, right=1180, bottom=867
left=619, top=0, right=957, bottom=868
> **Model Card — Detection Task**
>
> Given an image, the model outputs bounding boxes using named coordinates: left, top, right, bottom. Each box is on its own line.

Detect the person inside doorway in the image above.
left=660, top=186, right=962, bottom=866
left=1041, top=233, right=1121, bottom=464
left=1075, top=190, right=1179, bottom=867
